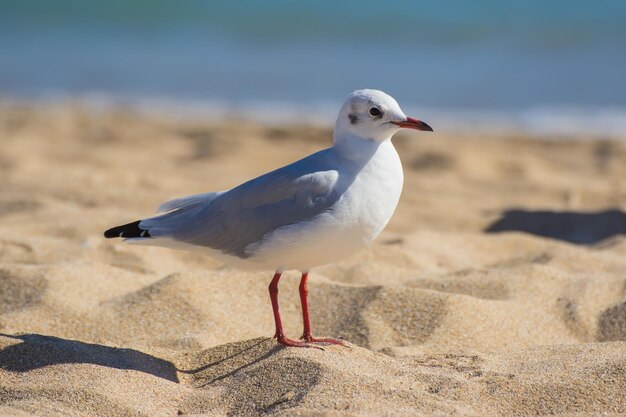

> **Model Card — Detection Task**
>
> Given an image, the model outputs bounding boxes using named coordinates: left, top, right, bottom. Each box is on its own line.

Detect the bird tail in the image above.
left=103, top=220, right=151, bottom=239
left=104, top=192, right=220, bottom=240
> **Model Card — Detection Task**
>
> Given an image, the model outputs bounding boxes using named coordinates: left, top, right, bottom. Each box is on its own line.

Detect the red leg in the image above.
left=268, top=271, right=320, bottom=349
left=299, top=272, right=346, bottom=346
left=299, top=272, right=313, bottom=338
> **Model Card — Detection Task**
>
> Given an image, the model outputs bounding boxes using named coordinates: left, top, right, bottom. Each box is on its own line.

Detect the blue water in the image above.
left=1, top=0, right=626, bottom=132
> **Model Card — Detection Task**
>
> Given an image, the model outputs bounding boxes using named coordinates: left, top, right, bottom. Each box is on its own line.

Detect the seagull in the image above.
left=104, top=89, right=432, bottom=348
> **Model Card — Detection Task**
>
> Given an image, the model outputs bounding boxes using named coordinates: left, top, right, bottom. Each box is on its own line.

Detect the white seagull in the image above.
left=105, top=89, right=433, bottom=348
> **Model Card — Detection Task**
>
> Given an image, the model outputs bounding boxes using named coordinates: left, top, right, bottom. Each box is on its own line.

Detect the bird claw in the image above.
left=301, top=335, right=348, bottom=347
left=276, top=336, right=325, bottom=350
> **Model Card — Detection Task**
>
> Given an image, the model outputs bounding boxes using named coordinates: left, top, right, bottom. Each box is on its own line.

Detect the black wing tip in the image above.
left=104, top=220, right=151, bottom=239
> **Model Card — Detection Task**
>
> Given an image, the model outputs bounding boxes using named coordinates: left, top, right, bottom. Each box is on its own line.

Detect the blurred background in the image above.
left=1, top=0, right=626, bottom=135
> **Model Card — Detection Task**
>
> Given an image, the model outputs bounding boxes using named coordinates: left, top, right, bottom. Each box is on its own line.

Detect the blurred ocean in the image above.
left=1, top=0, right=626, bottom=135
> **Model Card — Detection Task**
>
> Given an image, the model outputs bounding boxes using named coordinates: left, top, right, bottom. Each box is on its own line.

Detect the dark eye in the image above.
left=369, top=107, right=382, bottom=117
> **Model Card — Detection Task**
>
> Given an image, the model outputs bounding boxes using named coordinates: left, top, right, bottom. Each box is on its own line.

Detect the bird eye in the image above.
left=369, top=107, right=382, bottom=117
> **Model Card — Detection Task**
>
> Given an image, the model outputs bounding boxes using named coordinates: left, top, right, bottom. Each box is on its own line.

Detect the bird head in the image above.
left=335, top=89, right=432, bottom=142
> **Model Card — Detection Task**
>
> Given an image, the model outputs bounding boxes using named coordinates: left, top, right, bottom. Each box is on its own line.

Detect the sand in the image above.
left=0, top=102, right=625, bottom=416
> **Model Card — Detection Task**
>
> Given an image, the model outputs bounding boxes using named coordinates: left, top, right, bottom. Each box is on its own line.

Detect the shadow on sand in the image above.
left=0, top=333, right=179, bottom=383
left=485, top=209, right=626, bottom=244
left=177, top=337, right=286, bottom=388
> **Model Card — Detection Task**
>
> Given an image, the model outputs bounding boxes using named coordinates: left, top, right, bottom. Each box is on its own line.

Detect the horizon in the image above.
left=2, top=1, right=626, bottom=115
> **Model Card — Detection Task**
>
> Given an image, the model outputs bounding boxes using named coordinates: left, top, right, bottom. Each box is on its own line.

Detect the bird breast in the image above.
left=338, top=140, right=404, bottom=242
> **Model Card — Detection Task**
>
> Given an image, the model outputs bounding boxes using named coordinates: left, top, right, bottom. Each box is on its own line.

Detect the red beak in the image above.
left=391, top=117, right=433, bottom=132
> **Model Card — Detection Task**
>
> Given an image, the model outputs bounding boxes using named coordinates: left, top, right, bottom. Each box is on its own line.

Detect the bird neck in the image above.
left=333, top=131, right=391, bottom=162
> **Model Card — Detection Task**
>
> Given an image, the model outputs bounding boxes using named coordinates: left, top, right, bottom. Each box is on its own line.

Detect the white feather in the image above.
left=157, top=191, right=221, bottom=213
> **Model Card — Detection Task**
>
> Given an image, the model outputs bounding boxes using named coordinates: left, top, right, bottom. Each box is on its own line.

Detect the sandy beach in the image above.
left=0, top=102, right=625, bottom=416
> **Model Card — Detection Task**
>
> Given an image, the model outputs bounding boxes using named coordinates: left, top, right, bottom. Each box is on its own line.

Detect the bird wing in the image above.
left=156, top=191, right=221, bottom=213
left=139, top=149, right=341, bottom=258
